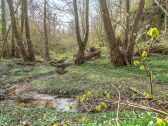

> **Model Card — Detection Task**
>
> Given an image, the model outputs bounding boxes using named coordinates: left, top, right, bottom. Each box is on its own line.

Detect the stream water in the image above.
left=1, top=84, right=79, bottom=112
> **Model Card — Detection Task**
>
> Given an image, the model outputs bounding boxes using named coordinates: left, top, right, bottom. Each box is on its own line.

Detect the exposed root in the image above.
left=85, top=46, right=101, bottom=61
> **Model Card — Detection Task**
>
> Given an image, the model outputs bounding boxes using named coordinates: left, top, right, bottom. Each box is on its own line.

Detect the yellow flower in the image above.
left=156, top=118, right=166, bottom=126
left=95, top=106, right=102, bottom=112
left=103, top=91, right=108, bottom=96
left=17, top=103, right=25, bottom=109
left=105, top=93, right=111, bottom=99
left=140, top=65, right=145, bottom=71
left=101, top=102, right=108, bottom=108
left=141, top=51, right=148, bottom=58
left=133, top=61, right=140, bottom=66
left=78, top=94, right=86, bottom=103
left=53, top=123, right=59, bottom=126
left=81, top=117, right=87, bottom=123
left=86, top=91, right=92, bottom=97
left=143, top=92, right=153, bottom=99
left=147, top=27, right=160, bottom=38
left=63, top=124, right=68, bottom=126
left=69, top=103, right=75, bottom=109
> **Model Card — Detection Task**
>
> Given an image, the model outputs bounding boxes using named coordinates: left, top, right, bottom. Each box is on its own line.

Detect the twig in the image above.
left=154, top=0, right=168, bottom=16
left=125, top=101, right=168, bottom=116
left=112, top=85, right=121, bottom=126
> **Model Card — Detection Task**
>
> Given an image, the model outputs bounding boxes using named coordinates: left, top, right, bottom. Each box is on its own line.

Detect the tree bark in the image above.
left=99, top=0, right=126, bottom=66
left=73, top=0, right=89, bottom=65
left=165, top=0, right=168, bottom=33
left=11, top=28, right=15, bottom=57
left=7, top=0, right=29, bottom=61
left=1, top=0, right=10, bottom=58
left=124, top=0, right=130, bottom=50
left=20, top=0, right=25, bottom=37
left=44, top=0, right=50, bottom=61
left=127, top=0, right=145, bottom=64
left=24, top=0, right=36, bottom=61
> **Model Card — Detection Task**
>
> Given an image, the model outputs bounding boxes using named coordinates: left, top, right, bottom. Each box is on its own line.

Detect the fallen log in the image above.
left=49, top=59, right=70, bottom=75
left=85, top=46, right=101, bottom=61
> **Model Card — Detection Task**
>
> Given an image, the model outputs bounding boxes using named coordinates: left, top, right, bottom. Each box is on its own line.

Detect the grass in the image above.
left=0, top=60, right=56, bottom=89
left=1, top=47, right=168, bottom=98
left=0, top=103, right=157, bottom=126
left=0, top=47, right=168, bottom=125
left=31, top=50, right=168, bottom=99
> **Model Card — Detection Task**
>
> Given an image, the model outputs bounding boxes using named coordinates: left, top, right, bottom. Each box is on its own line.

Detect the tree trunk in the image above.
left=11, top=29, right=15, bottom=57
left=99, top=0, right=126, bottom=66
left=124, top=0, right=130, bottom=50
left=24, top=0, right=36, bottom=61
left=1, top=0, right=10, bottom=58
left=165, top=0, right=168, bottom=33
left=75, top=46, right=85, bottom=65
left=20, top=0, right=25, bottom=37
left=126, top=0, right=145, bottom=64
left=44, top=0, right=50, bottom=61
left=7, top=0, right=29, bottom=61
left=73, top=0, right=89, bottom=65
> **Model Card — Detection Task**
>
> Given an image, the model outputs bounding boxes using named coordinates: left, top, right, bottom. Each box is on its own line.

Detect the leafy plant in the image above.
left=134, top=27, right=160, bottom=95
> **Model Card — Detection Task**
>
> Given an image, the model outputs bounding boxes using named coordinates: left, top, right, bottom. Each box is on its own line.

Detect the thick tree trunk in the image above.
left=99, top=0, right=126, bottom=66
left=1, top=0, right=10, bottom=58
left=73, top=0, right=89, bottom=65
left=44, top=0, right=50, bottom=61
left=75, top=46, right=85, bottom=65
left=7, top=0, right=29, bottom=61
left=24, top=0, right=36, bottom=61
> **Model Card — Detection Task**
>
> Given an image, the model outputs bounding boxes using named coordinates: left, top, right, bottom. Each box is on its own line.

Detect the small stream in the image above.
left=1, top=84, right=79, bottom=112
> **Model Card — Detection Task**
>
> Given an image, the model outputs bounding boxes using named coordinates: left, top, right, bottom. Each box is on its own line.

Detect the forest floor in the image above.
left=0, top=47, right=168, bottom=126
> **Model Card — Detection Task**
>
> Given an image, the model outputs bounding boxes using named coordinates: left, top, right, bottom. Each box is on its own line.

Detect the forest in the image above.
left=0, top=0, right=168, bottom=126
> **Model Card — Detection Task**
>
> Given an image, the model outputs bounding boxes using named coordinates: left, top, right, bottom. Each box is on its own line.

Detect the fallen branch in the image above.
left=125, top=101, right=168, bottom=116
left=154, top=0, right=168, bottom=17
left=112, top=85, right=121, bottom=126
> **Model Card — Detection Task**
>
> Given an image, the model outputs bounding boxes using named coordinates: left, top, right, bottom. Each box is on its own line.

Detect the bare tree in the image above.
left=99, top=0, right=145, bottom=66
left=20, top=0, right=25, bottom=37
left=126, top=0, right=145, bottom=64
left=124, top=0, right=130, bottom=50
left=7, top=0, right=29, bottom=61
left=43, top=0, right=50, bottom=61
left=11, top=27, right=15, bottom=57
left=73, top=0, right=89, bottom=65
left=1, top=0, right=10, bottom=58
left=23, top=0, right=36, bottom=61
left=99, top=0, right=125, bottom=66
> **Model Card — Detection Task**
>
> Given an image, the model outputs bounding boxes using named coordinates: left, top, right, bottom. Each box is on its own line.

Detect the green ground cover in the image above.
left=0, top=103, right=157, bottom=126
left=0, top=47, right=168, bottom=126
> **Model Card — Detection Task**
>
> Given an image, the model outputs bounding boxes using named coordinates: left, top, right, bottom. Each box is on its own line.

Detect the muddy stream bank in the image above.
left=0, top=84, right=79, bottom=112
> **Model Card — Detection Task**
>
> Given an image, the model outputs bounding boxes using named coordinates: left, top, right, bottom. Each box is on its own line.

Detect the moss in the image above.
left=31, top=51, right=168, bottom=99
left=0, top=61, right=55, bottom=88
left=0, top=103, right=157, bottom=126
